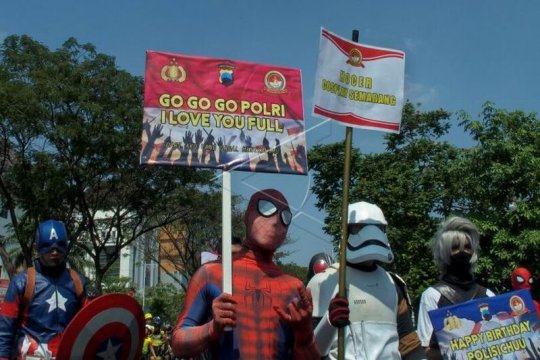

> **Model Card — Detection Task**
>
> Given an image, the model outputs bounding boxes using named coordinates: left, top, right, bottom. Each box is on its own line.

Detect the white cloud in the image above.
left=405, top=81, right=438, bottom=107
left=403, top=37, right=421, bottom=52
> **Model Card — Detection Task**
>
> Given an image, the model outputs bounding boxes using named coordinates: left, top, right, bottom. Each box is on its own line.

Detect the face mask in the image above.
left=447, top=251, right=473, bottom=278
left=450, top=251, right=472, bottom=266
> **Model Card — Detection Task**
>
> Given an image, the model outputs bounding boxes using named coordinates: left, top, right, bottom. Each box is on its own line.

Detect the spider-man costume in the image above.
left=511, top=267, right=540, bottom=314
left=172, top=189, right=319, bottom=359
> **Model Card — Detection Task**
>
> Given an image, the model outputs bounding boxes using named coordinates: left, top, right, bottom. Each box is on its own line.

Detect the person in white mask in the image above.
left=307, top=201, right=424, bottom=360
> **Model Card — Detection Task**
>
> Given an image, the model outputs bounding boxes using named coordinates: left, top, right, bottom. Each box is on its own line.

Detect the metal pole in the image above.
left=222, top=169, right=233, bottom=332
left=222, top=169, right=232, bottom=295
left=337, top=28, right=359, bottom=360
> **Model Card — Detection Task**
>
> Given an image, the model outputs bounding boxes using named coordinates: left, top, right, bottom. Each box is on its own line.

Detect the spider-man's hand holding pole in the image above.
left=209, top=293, right=237, bottom=340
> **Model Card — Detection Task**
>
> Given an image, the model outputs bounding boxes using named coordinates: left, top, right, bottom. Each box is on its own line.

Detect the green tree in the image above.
left=307, top=102, right=539, bottom=303
left=308, top=102, right=457, bottom=302
left=0, top=35, right=216, bottom=290
left=459, top=102, right=540, bottom=293
left=144, top=283, right=185, bottom=326
left=277, top=262, right=308, bottom=284
left=145, top=192, right=245, bottom=290
left=100, top=275, right=133, bottom=294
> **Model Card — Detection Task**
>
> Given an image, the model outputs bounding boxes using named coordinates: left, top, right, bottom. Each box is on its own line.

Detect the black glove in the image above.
left=328, top=296, right=350, bottom=328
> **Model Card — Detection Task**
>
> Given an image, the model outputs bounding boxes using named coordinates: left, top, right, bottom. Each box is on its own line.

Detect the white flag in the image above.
left=313, top=28, right=406, bottom=133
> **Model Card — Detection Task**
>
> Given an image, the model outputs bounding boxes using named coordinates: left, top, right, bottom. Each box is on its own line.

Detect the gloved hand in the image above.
left=274, top=286, right=315, bottom=345
left=210, top=292, right=237, bottom=338
left=328, top=296, right=350, bottom=328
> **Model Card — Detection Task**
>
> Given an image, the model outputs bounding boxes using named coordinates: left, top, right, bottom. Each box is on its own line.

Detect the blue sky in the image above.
left=2, top=1, right=539, bottom=266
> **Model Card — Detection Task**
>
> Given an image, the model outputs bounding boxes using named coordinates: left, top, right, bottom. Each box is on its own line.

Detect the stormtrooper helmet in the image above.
left=347, top=201, right=394, bottom=264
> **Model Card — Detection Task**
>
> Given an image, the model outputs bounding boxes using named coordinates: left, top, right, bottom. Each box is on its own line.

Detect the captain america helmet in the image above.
left=35, top=219, right=68, bottom=254
left=346, top=201, right=394, bottom=264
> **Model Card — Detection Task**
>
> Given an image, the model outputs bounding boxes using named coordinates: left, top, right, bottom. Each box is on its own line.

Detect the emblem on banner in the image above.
left=57, top=293, right=144, bottom=360
left=161, top=58, right=186, bottom=82
left=264, top=71, right=286, bottom=93
left=509, top=295, right=527, bottom=315
left=219, top=63, right=235, bottom=86
left=347, top=48, right=364, bottom=68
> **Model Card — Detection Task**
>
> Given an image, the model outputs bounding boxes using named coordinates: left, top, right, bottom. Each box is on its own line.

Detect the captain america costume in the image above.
left=0, top=219, right=86, bottom=359
left=0, top=260, right=85, bottom=358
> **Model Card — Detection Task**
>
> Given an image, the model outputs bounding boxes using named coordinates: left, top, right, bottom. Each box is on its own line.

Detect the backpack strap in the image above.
left=23, top=267, right=83, bottom=308
left=68, top=268, right=84, bottom=299
left=23, top=267, right=36, bottom=308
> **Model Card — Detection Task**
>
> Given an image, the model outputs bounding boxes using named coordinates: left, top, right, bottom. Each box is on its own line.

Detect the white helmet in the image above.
left=346, top=201, right=394, bottom=264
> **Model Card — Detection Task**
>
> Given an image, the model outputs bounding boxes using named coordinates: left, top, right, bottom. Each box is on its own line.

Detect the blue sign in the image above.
left=428, top=289, right=540, bottom=359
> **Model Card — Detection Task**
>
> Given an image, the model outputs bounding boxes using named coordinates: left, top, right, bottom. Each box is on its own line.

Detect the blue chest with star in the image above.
left=20, top=269, right=82, bottom=341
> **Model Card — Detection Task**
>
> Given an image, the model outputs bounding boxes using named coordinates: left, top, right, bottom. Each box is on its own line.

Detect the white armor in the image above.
left=309, top=264, right=401, bottom=359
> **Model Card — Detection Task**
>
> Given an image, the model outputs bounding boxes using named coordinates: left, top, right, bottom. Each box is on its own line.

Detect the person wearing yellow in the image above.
left=142, top=324, right=153, bottom=360
left=149, top=315, right=166, bottom=360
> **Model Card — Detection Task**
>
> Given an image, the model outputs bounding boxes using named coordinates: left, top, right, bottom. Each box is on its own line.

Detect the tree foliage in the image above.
left=144, top=283, right=185, bottom=326
left=277, top=262, right=308, bottom=285
left=0, top=35, right=217, bottom=289
left=307, top=101, right=540, bottom=303
left=145, top=191, right=245, bottom=289
left=459, top=102, right=540, bottom=293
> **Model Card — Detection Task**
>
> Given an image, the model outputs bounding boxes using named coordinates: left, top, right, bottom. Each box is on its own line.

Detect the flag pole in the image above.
left=337, top=28, right=359, bottom=360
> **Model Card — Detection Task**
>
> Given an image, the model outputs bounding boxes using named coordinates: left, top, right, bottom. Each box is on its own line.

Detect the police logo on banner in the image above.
left=57, top=293, right=144, bottom=360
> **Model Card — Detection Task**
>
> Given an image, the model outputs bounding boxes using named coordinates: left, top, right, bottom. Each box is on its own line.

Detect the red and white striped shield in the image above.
left=57, top=293, right=144, bottom=360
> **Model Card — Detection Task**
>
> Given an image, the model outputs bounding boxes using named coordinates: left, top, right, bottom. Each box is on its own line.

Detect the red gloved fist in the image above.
left=328, top=296, right=350, bottom=328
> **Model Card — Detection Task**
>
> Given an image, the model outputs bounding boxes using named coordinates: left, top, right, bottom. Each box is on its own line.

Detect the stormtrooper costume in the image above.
left=307, top=201, right=424, bottom=360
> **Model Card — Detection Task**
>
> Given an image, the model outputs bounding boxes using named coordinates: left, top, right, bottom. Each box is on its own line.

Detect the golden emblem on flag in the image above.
left=347, top=48, right=364, bottom=68
left=161, top=58, right=186, bottom=82
left=264, top=71, right=287, bottom=93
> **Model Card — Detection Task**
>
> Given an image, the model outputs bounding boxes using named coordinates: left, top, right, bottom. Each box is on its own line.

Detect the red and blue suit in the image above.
left=171, top=189, right=320, bottom=359
left=0, top=260, right=86, bottom=359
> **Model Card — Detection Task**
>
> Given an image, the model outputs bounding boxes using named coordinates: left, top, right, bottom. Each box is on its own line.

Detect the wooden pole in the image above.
left=337, top=28, right=359, bottom=360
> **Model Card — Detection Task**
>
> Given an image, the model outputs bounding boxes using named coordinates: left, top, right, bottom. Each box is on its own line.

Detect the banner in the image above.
left=141, top=51, right=307, bottom=175
left=428, top=289, right=540, bottom=359
left=313, top=28, right=405, bottom=133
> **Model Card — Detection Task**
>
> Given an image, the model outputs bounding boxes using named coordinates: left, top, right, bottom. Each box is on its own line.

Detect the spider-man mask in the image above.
left=511, top=267, right=535, bottom=291
left=244, top=189, right=290, bottom=252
